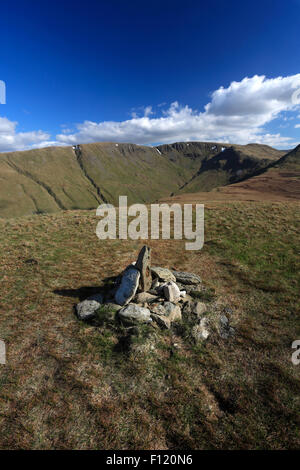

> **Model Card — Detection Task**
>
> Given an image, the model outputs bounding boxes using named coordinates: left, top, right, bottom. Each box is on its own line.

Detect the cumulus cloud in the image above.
left=0, top=116, right=54, bottom=152
left=56, top=74, right=300, bottom=148
left=2, top=74, right=300, bottom=152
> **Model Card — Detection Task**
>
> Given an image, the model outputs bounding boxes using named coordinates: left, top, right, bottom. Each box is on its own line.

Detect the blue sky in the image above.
left=0, top=0, right=300, bottom=151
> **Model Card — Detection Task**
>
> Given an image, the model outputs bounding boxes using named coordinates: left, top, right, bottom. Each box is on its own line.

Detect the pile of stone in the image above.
left=76, top=245, right=234, bottom=342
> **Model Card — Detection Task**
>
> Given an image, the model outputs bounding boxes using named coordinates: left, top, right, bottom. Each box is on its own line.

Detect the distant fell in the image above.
left=0, top=141, right=287, bottom=218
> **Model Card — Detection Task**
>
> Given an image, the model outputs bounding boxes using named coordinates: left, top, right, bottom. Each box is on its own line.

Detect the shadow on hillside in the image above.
left=53, top=286, right=102, bottom=301
left=53, top=275, right=119, bottom=301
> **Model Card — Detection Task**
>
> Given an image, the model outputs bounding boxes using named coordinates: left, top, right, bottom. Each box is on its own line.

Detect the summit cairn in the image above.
left=75, top=245, right=235, bottom=344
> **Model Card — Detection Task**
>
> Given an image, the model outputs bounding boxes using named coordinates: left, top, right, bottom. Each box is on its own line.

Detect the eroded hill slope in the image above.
left=0, top=141, right=286, bottom=217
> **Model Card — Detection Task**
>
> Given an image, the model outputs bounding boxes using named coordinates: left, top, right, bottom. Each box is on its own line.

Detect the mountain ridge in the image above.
left=0, top=141, right=288, bottom=218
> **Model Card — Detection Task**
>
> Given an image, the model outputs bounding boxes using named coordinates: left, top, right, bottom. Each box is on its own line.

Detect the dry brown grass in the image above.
left=162, top=168, right=300, bottom=204
left=0, top=200, right=299, bottom=449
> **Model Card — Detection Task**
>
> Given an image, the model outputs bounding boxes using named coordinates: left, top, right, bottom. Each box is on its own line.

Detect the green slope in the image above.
left=74, top=142, right=187, bottom=205
left=270, top=144, right=300, bottom=170
left=175, top=143, right=285, bottom=193
left=0, top=141, right=287, bottom=218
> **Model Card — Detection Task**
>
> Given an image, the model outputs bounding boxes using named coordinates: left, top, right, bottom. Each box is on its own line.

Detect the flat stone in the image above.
left=118, top=304, right=152, bottom=325
left=163, top=281, right=181, bottom=303
left=135, top=245, right=152, bottom=292
left=150, top=303, right=167, bottom=316
left=164, top=302, right=182, bottom=322
left=172, top=270, right=202, bottom=285
left=115, top=267, right=140, bottom=306
left=176, top=282, right=203, bottom=294
left=76, top=293, right=103, bottom=320
left=151, top=267, right=176, bottom=282
left=192, top=318, right=210, bottom=342
left=151, top=313, right=170, bottom=329
left=135, top=292, right=158, bottom=304
left=151, top=302, right=182, bottom=323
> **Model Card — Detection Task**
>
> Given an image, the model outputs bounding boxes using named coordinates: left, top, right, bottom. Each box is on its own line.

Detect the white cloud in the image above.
left=1, top=74, right=300, bottom=152
left=56, top=74, right=300, bottom=149
left=0, top=116, right=54, bottom=152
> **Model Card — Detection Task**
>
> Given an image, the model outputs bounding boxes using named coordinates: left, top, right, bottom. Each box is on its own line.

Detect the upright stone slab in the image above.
left=136, top=245, right=152, bottom=292
left=115, top=266, right=140, bottom=306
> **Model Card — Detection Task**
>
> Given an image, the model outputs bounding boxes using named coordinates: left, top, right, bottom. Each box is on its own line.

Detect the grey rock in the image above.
left=163, top=281, right=181, bottom=303
left=151, top=267, right=176, bottom=282
left=172, top=270, right=202, bottom=285
left=76, top=293, right=103, bottom=320
left=193, top=301, right=207, bottom=317
left=192, top=318, right=210, bottom=342
left=136, top=245, right=152, bottom=292
left=176, top=282, right=203, bottom=294
left=150, top=303, right=167, bottom=316
left=115, top=266, right=140, bottom=306
left=223, top=306, right=233, bottom=316
left=118, top=304, right=152, bottom=325
left=219, top=315, right=235, bottom=339
left=135, top=292, right=158, bottom=304
left=151, top=313, right=170, bottom=329
left=163, top=302, right=182, bottom=321
left=220, top=314, right=229, bottom=326
left=150, top=301, right=182, bottom=323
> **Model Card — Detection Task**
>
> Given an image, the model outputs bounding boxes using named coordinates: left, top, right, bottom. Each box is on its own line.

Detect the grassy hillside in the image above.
left=0, top=200, right=299, bottom=449
left=74, top=142, right=188, bottom=205
left=0, top=141, right=286, bottom=218
left=270, top=144, right=300, bottom=170
left=0, top=146, right=100, bottom=218
left=176, top=144, right=285, bottom=194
